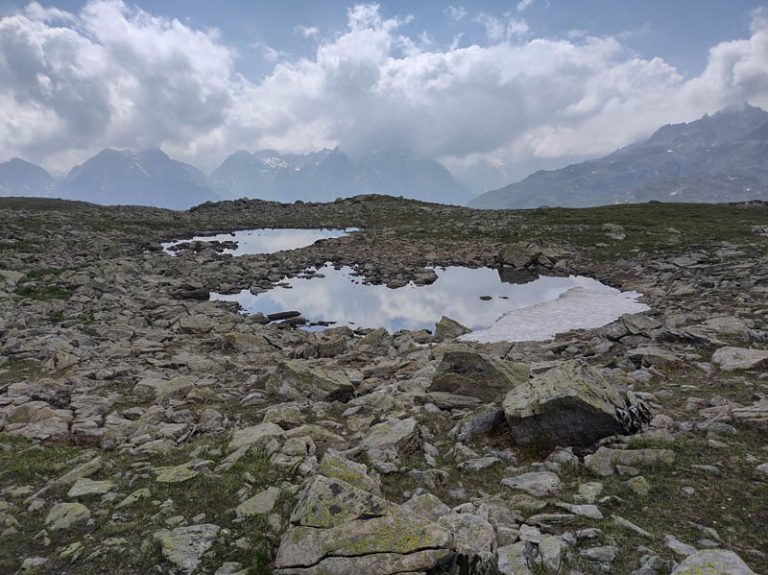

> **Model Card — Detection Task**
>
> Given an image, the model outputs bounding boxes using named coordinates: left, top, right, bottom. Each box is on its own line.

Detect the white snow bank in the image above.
left=460, top=285, right=650, bottom=343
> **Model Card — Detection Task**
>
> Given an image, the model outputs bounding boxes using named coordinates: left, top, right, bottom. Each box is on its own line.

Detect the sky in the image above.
left=0, top=0, right=767, bottom=190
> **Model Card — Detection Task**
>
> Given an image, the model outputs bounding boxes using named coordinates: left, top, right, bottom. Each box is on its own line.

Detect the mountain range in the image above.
left=209, top=147, right=472, bottom=205
left=0, top=147, right=471, bottom=209
left=470, top=103, right=768, bottom=208
left=1, top=104, right=767, bottom=210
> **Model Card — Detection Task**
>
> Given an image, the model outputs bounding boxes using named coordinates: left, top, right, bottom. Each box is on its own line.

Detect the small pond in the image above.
left=211, top=265, right=649, bottom=342
left=162, top=228, right=357, bottom=256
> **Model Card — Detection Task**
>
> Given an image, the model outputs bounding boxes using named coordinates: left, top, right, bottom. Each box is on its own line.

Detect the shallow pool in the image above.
left=162, top=228, right=357, bottom=256
left=211, top=265, right=649, bottom=342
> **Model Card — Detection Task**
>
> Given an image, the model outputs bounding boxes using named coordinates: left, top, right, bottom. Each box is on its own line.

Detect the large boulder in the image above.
left=266, top=361, right=355, bottom=403
left=502, top=360, right=651, bottom=449
left=432, top=352, right=529, bottom=403
left=274, top=475, right=453, bottom=575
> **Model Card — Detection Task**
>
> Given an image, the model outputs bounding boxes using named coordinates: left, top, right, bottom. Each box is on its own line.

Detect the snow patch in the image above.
left=460, top=285, right=649, bottom=343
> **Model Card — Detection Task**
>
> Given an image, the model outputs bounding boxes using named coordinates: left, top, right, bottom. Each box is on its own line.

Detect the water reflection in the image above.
left=211, top=265, right=641, bottom=338
left=162, top=228, right=357, bottom=256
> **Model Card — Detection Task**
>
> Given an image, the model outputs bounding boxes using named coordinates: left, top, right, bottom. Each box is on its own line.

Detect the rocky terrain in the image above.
left=0, top=195, right=767, bottom=574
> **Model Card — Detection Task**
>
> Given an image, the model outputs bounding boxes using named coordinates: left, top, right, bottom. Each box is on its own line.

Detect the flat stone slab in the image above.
left=712, top=347, right=768, bottom=371
left=501, top=471, right=561, bottom=497
left=67, top=478, right=115, bottom=498
left=45, top=502, right=91, bottom=531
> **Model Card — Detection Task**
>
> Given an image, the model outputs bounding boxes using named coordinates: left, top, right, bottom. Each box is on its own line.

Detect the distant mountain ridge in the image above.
left=0, top=158, right=54, bottom=198
left=210, top=147, right=472, bottom=205
left=470, top=104, right=768, bottom=209
left=57, top=148, right=219, bottom=210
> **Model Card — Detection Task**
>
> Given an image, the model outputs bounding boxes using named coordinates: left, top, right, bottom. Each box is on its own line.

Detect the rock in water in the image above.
left=432, top=351, right=529, bottom=402
left=671, top=550, right=756, bottom=574
left=434, top=316, right=471, bottom=341
left=502, top=360, right=651, bottom=449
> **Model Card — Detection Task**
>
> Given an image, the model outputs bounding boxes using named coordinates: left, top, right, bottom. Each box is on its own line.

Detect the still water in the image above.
left=162, top=228, right=357, bottom=256
left=211, top=265, right=649, bottom=341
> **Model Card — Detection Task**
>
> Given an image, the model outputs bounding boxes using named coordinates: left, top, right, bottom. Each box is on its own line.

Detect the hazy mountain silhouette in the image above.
left=58, top=148, right=219, bottom=210
left=211, top=147, right=472, bottom=205
left=0, top=158, right=54, bottom=198
left=471, top=103, right=768, bottom=208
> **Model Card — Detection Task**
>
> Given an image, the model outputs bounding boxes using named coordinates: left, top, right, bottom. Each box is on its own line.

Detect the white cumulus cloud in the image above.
left=0, top=1, right=767, bottom=188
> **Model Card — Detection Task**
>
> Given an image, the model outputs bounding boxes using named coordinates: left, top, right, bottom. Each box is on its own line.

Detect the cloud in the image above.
left=445, top=5, right=467, bottom=22
left=517, top=0, right=535, bottom=12
left=1, top=1, right=767, bottom=188
left=296, top=25, right=320, bottom=39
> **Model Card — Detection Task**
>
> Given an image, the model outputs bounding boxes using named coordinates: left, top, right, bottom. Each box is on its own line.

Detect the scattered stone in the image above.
left=154, top=524, right=220, bottom=574
left=67, top=478, right=115, bottom=498
left=671, top=550, right=756, bottom=574
left=501, top=471, right=561, bottom=497
left=712, top=347, right=768, bottom=371
left=45, top=502, right=91, bottom=531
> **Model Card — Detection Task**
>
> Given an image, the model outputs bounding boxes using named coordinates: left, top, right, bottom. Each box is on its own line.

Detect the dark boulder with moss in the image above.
left=502, top=360, right=652, bottom=450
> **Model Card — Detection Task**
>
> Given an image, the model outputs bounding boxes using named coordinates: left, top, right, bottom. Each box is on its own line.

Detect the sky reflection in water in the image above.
left=162, top=228, right=356, bottom=256
left=211, top=265, right=621, bottom=333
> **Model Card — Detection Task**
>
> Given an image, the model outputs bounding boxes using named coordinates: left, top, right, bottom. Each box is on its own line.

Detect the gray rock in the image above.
left=67, top=478, right=115, bottom=498
left=585, top=447, right=675, bottom=476
left=437, top=512, right=495, bottom=556
left=236, top=486, right=281, bottom=519
left=671, top=550, right=756, bottom=574
left=154, top=524, right=220, bottom=574
left=318, top=449, right=382, bottom=494
left=434, top=316, right=471, bottom=341
left=432, top=351, right=529, bottom=402
left=45, top=502, right=91, bottom=530
left=497, top=542, right=531, bottom=575
left=712, top=347, right=768, bottom=371
left=501, top=471, right=561, bottom=497
left=229, top=422, right=285, bottom=451
left=266, top=361, right=354, bottom=402
left=360, top=417, right=421, bottom=454
left=503, top=360, right=651, bottom=449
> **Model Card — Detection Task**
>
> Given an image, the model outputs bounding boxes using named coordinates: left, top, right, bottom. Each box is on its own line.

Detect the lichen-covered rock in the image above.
left=432, top=351, right=529, bottom=402
left=275, top=507, right=452, bottom=572
left=502, top=360, right=651, bottom=449
left=266, top=360, right=354, bottom=402
left=584, top=447, right=676, bottom=477
left=290, top=475, right=394, bottom=528
left=671, top=550, right=756, bottom=574
left=67, top=478, right=115, bottom=498
left=45, top=502, right=91, bottom=530
left=154, top=524, right=220, bottom=574
left=274, top=474, right=453, bottom=574
left=360, top=417, right=421, bottom=455
left=318, top=449, right=382, bottom=494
